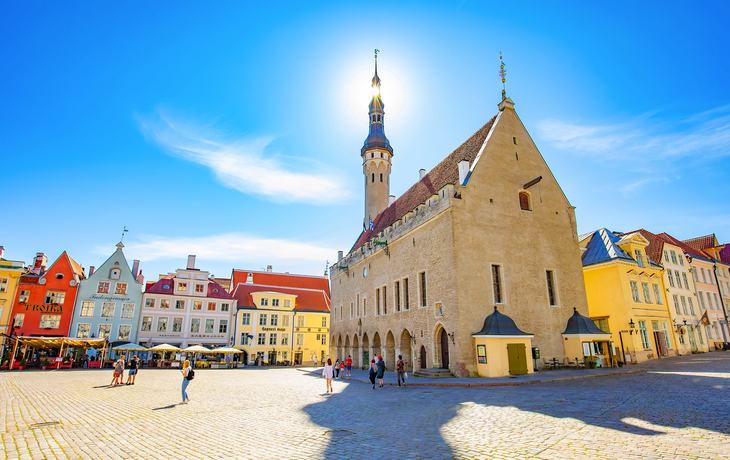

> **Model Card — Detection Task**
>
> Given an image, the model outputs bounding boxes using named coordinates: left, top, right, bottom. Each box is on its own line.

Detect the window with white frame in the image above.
left=661, top=322, right=672, bottom=349
left=45, top=291, right=65, bottom=305
left=688, top=298, right=696, bottom=316
left=673, top=295, right=681, bottom=315
left=77, top=323, right=90, bottom=338
left=680, top=296, right=688, bottom=315
left=638, top=321, right=650, bottom=349
left=157, top=317, right=168, bottom=332
left=259, top=314, right=268, bottom=326
left=145, top=298, right=155, bottom=308
left=172, top=317, right=183, bottom=332
left=296, top=333, right=304, bottom=346
left=141, top=316, right=152, bottom=331
left=281, top=333, right=289, bottom=346
left=18, top=290, right=29, bottom=303
left=682, top=273, right=690, bottom=290
left=98, top=324, right=111, bottom=338
left=241, top=313, right=251, bottom=325
left=207, top=302, right=216, bottom=311
left=118, top=325, right=131, bottom=340
left=0, top=278, right=7, bottom=293
left=321, top=334, right=327, bottom=345
left=221, top=303, right=229, bottom=312
left=177, top=282, right=188, bottom=291
left=270, top=314, right=278, bottom=326
left=382, top=285, right=387, bottom=315
left=670, top=250, right=678, bottom=264
left=195, top=284, right=204, bottom=293
left=692, top=267, right=698, bottom=282
left=698, top=292, right=706, bottom=309
left=281, top=315, right=290, bottom=327
left=652, top=284, right=662, bottom=304
left=175, top=300, right=186, bottom=310
left=634, top=250, right=646, bottom=268
left=80, top=301, right=94, bottom=317
left=272, top=298, right=280, bottom=307
left=98, top=282, right=110, bottom=294
left=121, top=303, right=134, bottom=319
left=101, top=302, right=115, bottom=318
left=13, top=313, right=24, bottom=328
left=297, top=315, right=305, bottom=327
left=322, top=317, right=327, bottom=328
left=674, top=271, right=682, bottom=289
left=260, top=298, right=269, bottom=307
left=707, top=292, right=714, bottom=310
left=258, top=333, right=266, bottom=345
left=193, top=301, right=202, bottom=310
left=115, top=283, right=127, bottom=295
left=240, top=333, right=250, bottom=345
left=667, top=272, right=675, bottom=288
left=713, top=293, right=720, bottom=310
left=629, top=281, right=641, bottom=302
left=664, top=250, right=670, bottom=263
left=219, top=319, right=228, bottom=333
left=269, top=333, right=277, bottom=345
left=160, top=299, right=170, bottom=309
left=641, top=282, right=652, bottom=304
left=205, top=319, right=214, bottom=333
left=190, top=318, right=200, bottom=333
left=701, top=269, right=707, bottom=283
left=283, top=299, right=291, bottom=308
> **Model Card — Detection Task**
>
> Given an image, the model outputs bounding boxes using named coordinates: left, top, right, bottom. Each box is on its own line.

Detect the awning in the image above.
left=183, top=345, right=211, bottom=353
left=15, top=336, right=108, bottom=350
left=211, top=347, right=244, bottom=354
left=148, top=343, right=182, bottom=352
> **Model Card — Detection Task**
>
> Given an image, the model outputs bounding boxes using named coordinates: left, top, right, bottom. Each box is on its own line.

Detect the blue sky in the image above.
left=2, top=2, right=730, bottom=279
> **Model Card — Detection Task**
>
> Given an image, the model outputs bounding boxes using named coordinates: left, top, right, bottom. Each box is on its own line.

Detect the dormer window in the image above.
left=55, top=273, right=64, bottom=280
left=634, top=249, right=646, bottom=268
left=110, top=268, right=121, bottom=280
left=260, top=298, right=269, bottom=307
left=519, top=192, right=531, bottom=211
left=177, top=282, right=188, bottom=292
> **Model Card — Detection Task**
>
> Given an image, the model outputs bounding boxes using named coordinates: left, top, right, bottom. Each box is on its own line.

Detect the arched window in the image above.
left=377, top=114, right=381, bottom=122
left=372, top=115, right=376, bottom=122
left=380, top=173, right=383, bottom=182
left=372, top=173, right=375, bottom=183
left=519, top=192, right=531, bottom=211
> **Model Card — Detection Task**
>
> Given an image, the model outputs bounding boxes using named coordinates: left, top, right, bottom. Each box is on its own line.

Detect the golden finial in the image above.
left=499, top=52, right=507, bottom=100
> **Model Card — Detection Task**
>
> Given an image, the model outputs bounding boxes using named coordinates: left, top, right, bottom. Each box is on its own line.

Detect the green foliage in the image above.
left=42, top=357, right=50, bottom=367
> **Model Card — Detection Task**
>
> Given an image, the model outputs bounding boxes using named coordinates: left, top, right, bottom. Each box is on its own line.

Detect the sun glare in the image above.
left=346, top=65, right=406, bottom=126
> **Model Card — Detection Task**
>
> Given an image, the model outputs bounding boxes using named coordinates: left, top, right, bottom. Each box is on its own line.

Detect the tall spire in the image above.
left=499, top=52, right=507, bottom=100
left=372, top=49, right=381, bottom=92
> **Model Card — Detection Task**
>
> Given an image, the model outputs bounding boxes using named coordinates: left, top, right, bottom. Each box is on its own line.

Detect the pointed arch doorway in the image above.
left=440, top=329, right=450, bottom=369
left=419, top=345, right=427, bottom=369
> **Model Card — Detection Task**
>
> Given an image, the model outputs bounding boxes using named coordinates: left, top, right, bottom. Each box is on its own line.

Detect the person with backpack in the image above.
left=180, top=359, right=194, bottom=403
left=125, top=356, right=139, bottom=385
left=368, top=359, right=377, bottom=389
left=396, top=355, right=406, bottom=387
left=376, top=355, right=386, bottom=388
left=111, top=355, right=125, bottom=386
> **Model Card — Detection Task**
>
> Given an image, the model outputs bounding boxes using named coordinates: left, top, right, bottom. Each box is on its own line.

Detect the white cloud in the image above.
left=138, top=111, right=350, bottom=205
left=537, top=105, right=730, bottom=161
left=96, top=233, right=335, bottom=264
left=619, top=177, right=669, bottom=198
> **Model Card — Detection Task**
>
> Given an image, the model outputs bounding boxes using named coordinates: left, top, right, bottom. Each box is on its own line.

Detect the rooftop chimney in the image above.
left=187, top=255, right=196, bottom=270
left=458, top=160, right=470, bottom=186
left=132, top=260, right=140, bottom=278
left=136, top=270, right=145, bottom=285
left=419, top=168, right=426, bottom=180
left=337, top=250, right=344, bottom=261
left=32, top=253, right=48, bottom=275
left=89, top=266, right=96, bottom=276
left=389, top=195, right=395, bottom=206
left=266, top=265, right=273, bottom=273
left=246, top=272, right=253, bottom=284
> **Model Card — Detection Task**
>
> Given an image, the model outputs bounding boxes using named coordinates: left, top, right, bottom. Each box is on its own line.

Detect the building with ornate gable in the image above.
left=329, top=56, right=600, bottom=377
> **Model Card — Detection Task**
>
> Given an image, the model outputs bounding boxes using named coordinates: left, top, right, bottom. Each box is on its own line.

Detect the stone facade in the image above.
left=330, top=96, right=592, bottom=377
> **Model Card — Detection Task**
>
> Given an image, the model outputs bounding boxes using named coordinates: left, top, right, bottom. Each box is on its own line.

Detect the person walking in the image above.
left=111, top=355, right=125, bottom=386
left=125, top=356, right=139, bottom=385
left=180, top=359, right=192, bottom=403
left=334, top=359, right=340, bottom=379
left=322, top=358, right=335, bottom=393
left=376, top=355, right=386, bottom=387
left=396, top=355, right=406, bottom=387
left=369, top=359, right=377, bottom=389
left=346, top=355, right=352, bottom=377
left=313, top=355, right=318, bottom=368
left=340, top=360, right=346, bottom=379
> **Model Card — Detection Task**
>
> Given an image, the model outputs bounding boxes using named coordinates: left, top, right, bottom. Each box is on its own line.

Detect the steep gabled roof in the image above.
left=581, top=229, right=636, bottom=267
left=145, top=278, right=174, bottom=294
left=682, top=234, right=718, bottom=252
left=64, top=252, right=86, bottom=279
left=656, top=233, right=713, bottom=262
left=231, top=283, right=330, bottom=313
left=619, top=229, right=664, bottom=265
left=719, top=245, right=730, bottom=265
left=230, top=269, right=330, bottom=299
left=352, top=116, right=497, bottom=251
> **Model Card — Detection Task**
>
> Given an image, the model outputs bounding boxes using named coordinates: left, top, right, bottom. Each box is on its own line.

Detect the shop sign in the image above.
left=261, top=327, right=286, bottom=332
left=90, top=294, right=131, bottom=301
left=476, top=345, right=487, bottom=364
left=189, top=334, right=226, bottom=338
left=25, top=304, right=63, bottom=313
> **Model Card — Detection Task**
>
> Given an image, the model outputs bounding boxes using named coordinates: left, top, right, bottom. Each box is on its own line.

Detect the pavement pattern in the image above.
left=1, top=352, right=729, bottom=459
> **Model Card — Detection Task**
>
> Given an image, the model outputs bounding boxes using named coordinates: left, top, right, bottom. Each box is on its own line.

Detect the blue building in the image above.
left=69, top=242, right=144, bottom=350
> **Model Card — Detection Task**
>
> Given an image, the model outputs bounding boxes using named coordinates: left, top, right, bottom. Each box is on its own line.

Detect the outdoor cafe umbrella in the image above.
left=211, top=347, right=243, bottom=354
left=182, top=345, right=211, bottom=353
left=148, top=343, right=182, bottom=352
left=112, top=343, right=148, bottom=351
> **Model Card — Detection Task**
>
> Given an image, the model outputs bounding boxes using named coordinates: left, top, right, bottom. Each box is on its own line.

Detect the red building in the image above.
left=10, top=252, right=86, bottom=338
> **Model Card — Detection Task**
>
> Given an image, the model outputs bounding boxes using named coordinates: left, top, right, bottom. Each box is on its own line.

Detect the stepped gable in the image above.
left=656, top=233, right=712, bottom=261
left=618, top=229, right=664, bottom=265
left=682, top=234, right=717, bottom=252
left=231, top=283, right=330, bottom=313
left=352, top=116, right=497, bottom=251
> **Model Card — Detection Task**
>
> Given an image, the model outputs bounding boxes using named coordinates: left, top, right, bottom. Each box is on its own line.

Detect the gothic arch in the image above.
left=385, top=330, right=396, bottom=369
left=400, top=329, right=413, bottom=372
left=352, top=334, right=360, bottom=368
left=372, top=331, right=382, bottom=361
left=433, top=323, right=450, bottom=370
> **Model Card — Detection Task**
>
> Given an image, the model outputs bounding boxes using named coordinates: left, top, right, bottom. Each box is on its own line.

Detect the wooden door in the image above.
left=419, top=345, right=427, bottom=370
left=440, top=330, right=450, bottom=369
left=507, top=343, right=528, bottom=375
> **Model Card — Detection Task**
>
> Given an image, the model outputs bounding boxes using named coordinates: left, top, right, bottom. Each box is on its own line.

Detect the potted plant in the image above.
left=18, top=357, right=27, bottom=370
left=42, top=357, right=51, bottom=370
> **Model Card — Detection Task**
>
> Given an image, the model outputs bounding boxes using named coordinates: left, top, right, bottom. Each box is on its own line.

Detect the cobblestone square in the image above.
left=2, top=353, right=729, bottom=459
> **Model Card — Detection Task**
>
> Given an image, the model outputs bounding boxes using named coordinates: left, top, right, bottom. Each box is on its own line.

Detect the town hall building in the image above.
left=329, top=54, right=606, bottom=377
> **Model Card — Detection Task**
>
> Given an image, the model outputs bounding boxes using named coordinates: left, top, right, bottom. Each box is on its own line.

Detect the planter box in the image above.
left=42, top=366, right=52, bottom=370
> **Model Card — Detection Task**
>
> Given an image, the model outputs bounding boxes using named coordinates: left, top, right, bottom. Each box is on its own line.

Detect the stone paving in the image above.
left=1, top=352, right=729, bottom=459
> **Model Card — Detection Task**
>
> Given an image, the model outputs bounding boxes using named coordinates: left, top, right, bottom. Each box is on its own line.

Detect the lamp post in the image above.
left=618, top=319, right=636, bottom=364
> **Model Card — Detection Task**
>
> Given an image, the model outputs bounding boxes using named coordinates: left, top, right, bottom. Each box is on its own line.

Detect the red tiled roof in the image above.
left=206, top=281, right=234, bottom=299
left=619, top=229, right=664, bottom=265
left=656, top=233, right=712, bottom=261
left=64, top=252, right=86, bottom=279
left=144, top=277, right=233, bottom=299
left=682, top=234, right=718, bottom=252
left=351, top=116, right=497, bottom=251
left=231, top=283, right=330, bottom=313
left=719, top=245, right=730, bottom=265
left=230, top=270, right=330, bottom=298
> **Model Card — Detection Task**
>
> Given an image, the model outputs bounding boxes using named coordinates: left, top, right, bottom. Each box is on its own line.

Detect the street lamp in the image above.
left=618, top=319, right=637, bottom=365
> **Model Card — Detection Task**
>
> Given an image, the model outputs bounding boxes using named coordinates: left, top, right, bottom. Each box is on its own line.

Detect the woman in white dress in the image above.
left=321, top=358, right=334, bottom=393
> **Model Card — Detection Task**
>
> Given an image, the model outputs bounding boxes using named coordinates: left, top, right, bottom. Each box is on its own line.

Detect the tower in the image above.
left=362, top=50, right=393, bottom=225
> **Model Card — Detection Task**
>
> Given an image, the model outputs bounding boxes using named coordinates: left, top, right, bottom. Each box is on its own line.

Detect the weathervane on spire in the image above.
left=499, top=52, right=507, bottom=100
left=120, top=226, right=129, bottom=243
left=372, top=49, right=382, bottom=93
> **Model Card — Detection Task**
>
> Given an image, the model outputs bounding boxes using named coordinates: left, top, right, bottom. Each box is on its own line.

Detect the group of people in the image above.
left=110, top=355, right=140, bottom=386
left=321, top=354, right=408, bottom=393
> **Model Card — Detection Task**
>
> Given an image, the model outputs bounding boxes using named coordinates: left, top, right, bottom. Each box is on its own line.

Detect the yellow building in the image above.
left=581, top=229, right=676, bottom=364
left=0, top=250, right=26, bottom=355
left=230, top=269, right=330, bottom=366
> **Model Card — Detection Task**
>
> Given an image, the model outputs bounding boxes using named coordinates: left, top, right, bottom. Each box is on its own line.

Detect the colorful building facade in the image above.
left=10, top=252, right=86, bottom=338
left=68, top=243, right=144, bottom=346
left=138, top=256, right=235, bottom=349
left=230, top=269, right=330, bottom=366
left=0, top=248, right=27, bottom=354
left=581, top=229, right=676, bottom=364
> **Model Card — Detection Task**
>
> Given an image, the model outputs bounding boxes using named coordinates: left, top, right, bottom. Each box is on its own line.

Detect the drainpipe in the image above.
left=712, top=262, right=730, bottom=343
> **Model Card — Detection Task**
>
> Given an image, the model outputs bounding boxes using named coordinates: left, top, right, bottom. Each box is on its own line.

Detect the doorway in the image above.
left=440, top=329, right=450, bottom=369
left=507, top=343, right=528, bottom=375
left=419, top=345, right=427, bottom=369
left=294, top=352, right=302, bottom=365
